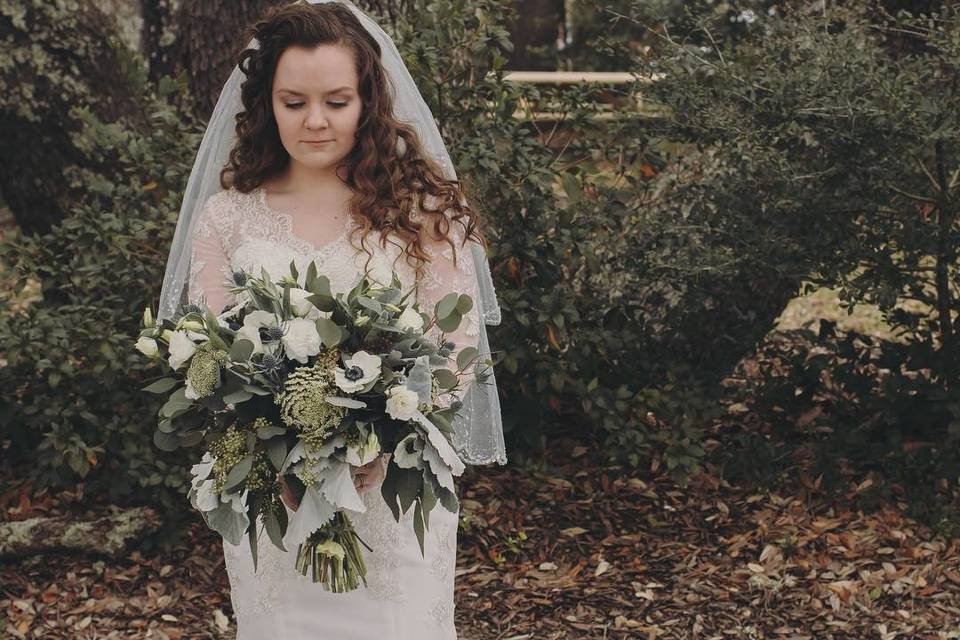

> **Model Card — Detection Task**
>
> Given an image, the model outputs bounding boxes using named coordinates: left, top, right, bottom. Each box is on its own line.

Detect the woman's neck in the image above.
left=269, top=161, right=353, bottom=200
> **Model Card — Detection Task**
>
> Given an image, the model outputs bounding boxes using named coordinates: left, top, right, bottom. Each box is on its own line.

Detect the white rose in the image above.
left=135, top=336, right=159, bottom=357
left=282, top=318, right=322, bottom=364
left=244, top=310, right=279, bottom=329
left=334, top=350, right=382, bottom=393
left=168, top=330, right=197, bottom=370
left=289, top=288, right=322, bottom=319
left=396, top=306, right=424, bottom=332
left=385, top=385, right=420, bottom=421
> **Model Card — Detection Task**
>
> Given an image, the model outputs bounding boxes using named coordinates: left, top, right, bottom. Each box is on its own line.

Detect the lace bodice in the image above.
left=188, top=186, right=480, bottom=344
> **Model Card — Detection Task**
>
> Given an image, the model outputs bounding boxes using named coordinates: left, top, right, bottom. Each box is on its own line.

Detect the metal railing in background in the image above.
left=498, top=70, right=667, bottom=121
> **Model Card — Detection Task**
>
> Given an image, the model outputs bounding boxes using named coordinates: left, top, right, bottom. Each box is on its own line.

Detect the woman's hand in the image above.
left=276, top=456, right=386, bottom=512
left=351, top=455, right=387, bottom=495
left=278, top=473, right=302, bottom=512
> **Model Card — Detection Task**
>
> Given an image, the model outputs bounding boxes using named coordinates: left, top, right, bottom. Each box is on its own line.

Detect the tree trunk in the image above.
left=0, top=1, right=143, bottom=235
left=505, top=0, right=563, bottom=70
left=0, top=507, right=159, bottom=559
left=173, top=0, right=288, bottom=120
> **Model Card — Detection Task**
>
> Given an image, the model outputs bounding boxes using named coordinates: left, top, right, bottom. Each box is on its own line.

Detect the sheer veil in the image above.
left=156, top=0, right=506, bottom=466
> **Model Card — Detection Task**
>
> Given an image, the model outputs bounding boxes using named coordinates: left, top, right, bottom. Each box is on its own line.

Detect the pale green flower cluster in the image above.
left=245, top=450, right=274, bottom=493
left=186, top=343, right=228, bottom=398
left=276, top=359, right=346, bottom=449
left=209, top=425, right=247, bottom=493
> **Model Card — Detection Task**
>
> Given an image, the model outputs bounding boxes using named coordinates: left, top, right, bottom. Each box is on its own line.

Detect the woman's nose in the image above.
left=305, top=105, right=329, bottom=129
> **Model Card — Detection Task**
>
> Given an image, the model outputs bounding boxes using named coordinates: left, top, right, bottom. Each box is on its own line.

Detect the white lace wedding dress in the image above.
left=187, top=186, right=478, bottom=639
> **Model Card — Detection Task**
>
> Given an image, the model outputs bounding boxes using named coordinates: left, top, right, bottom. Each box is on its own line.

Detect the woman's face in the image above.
left=271, top=44, right=363, bottom=175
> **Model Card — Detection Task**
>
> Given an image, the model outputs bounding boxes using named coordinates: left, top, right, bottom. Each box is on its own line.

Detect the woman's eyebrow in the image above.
left=277, top=87, right=355, bottom=96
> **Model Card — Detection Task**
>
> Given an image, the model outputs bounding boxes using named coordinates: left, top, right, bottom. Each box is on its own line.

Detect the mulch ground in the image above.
left=2, top=441, right=960, bottom=640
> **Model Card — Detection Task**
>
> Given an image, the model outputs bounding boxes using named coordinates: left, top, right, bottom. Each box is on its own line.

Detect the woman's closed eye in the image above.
left=284, top=102, right=349, bottom=109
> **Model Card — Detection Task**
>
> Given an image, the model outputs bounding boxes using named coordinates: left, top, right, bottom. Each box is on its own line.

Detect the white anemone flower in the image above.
left=385, top=385, right=420, bottom=421
left=334, top=350, right=382, bottom=393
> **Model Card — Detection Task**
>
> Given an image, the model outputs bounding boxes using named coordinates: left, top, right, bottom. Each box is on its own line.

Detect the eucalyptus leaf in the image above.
left=179, top=430, right=205, bottom=448
left=142, top=378, right=179, bottom=394
left=435, top=292, right=459, bottom=319
left=396, top=467, right=421, bottom=514
left=159, top=387, right=190, bottom=418
left=436, top=311, right=462, bottom=333
left=264, top=507, right=287, bottom=552
left=153, top=429, right=180, bottom=451
left=357, top=296, right=382, bottom=314
left=267, top=438, right=288, bottom=470
left=257, top=425, right=287, bottom=439
left=315, top=317, right=342, bottom=347
left=433, top=368, right=458, bottom=390
left=229, top=339, right=255, bottom=362
left=222, top=389, right=253, bottom=405
left=456, top=346, right=479, bottom=371
left=324, top=396, right=367, bottom=408
left=455, top=294, right=474, bottom=315
left=413, top=500, right=426, bottom=558
left=224, top=455, right=254, bottom=492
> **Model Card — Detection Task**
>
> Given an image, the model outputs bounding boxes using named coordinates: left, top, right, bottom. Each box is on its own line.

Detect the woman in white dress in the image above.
left=167, top=1, right=507, bottom=638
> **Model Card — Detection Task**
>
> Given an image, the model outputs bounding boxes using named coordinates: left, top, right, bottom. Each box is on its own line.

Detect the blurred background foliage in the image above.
left=2, top=0, right=960, bottom=535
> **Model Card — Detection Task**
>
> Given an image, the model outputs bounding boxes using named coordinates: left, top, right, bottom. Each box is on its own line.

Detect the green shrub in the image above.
left=0, top=58, right=201, bottom=505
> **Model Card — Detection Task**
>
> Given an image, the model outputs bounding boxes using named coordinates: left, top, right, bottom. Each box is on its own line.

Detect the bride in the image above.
left=155, top=1, right=507, bottom=638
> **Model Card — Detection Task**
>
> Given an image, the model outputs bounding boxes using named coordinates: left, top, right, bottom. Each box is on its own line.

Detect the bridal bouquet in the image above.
left=134, top=261, right=482, bottom=592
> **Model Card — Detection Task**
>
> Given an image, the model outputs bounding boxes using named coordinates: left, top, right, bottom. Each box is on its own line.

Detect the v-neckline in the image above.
left=255, top=185, right=355, bottom=256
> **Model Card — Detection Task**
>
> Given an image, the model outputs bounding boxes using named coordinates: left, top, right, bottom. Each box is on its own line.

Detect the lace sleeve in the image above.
left=188, top=193, right=234, bottom=314
left=416, top=214, right=483, bottom=410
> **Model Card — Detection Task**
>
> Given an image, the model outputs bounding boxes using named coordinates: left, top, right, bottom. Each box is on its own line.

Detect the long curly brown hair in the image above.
left=219, top=1, right=490, bottom=280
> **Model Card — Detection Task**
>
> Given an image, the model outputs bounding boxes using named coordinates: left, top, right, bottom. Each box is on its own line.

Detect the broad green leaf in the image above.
left=455, top=294, right=474, bottom=315
left=267, top=438, right=288, bottom=470
left=433, top=368, right=458, bottom=390
left=435, top=292, right=459, bottom=319
left=229, top=339, right=255, bottom=362
left=222, top=389, right=253, bottom=405
left=153, top=429, right=180, bottom=451
left=315, top=317, right=342, bottom=347
left=142, top=378, right=179, bottom=394
left=257, top=425, right=287, bottom=439
left=456, top=346, right=479, bottom=371
left=224, top=455, right=254, bottom=492
left=413, top=500, right=425, bottom=558
left=436, top=311, right=462, bottom=333
left=264, top=507, right=287, bottom=551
